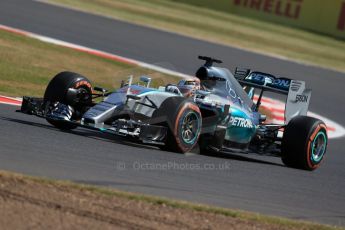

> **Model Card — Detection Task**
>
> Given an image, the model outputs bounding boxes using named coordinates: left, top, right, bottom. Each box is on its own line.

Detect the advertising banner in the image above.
left=175, top=0, right=345, bottom=39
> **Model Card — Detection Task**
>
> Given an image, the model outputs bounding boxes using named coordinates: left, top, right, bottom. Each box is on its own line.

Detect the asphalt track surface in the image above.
left=0, top=0, right=345, bottom=226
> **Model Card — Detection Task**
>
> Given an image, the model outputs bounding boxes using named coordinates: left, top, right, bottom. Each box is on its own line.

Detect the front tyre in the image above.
left=174, top=105, right=202, bottom=151
left=153, top=97, right=202, bottom=153
left=281, top=116, right=328, bottom=170
left=44, top=71, right=93, bottom=130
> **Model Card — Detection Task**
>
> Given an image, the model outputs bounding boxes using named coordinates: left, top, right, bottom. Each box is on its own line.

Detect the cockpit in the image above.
left=195, top=64, right=254, bottom=111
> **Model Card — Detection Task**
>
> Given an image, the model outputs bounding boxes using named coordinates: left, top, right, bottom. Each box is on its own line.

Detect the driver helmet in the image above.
left=177, top=77, right=200, bottom=97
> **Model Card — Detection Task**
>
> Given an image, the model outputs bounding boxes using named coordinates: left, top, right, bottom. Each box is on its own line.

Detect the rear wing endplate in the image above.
left=235, top=68, right=312, bottom=124
left=285, top=80, right=312, bottom=123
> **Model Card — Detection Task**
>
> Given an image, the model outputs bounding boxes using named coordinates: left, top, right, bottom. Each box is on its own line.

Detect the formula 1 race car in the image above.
left=20, top=56, right=328, bottom=170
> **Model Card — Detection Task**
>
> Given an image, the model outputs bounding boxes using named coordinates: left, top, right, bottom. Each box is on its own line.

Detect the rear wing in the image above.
left=234, top=68, right=312, bottom=124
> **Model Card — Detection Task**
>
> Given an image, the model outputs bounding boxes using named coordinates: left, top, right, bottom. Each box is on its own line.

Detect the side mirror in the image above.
left=140, top=76, right=152, bottom=88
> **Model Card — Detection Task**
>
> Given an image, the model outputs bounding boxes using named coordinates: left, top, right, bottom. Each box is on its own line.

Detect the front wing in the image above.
left=19, top=96, right=168, bottom=145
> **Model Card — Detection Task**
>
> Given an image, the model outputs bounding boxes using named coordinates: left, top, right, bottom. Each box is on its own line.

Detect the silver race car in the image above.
left=20, top=56, right=328, bottom=170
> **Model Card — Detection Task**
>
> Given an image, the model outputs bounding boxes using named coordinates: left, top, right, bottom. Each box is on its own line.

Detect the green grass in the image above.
left=47, top=0, right=345, bottom=73
left=2, top=170, right=339, bottom=230
left=0, top=28, right=177, bottom=97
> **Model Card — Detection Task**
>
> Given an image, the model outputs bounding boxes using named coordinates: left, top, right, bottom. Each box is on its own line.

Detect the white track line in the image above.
left=0, top=24, right=344, bottom=138
left=0, top=24, right=191, bottom=79
left=33, top=0, right=345, bottom=75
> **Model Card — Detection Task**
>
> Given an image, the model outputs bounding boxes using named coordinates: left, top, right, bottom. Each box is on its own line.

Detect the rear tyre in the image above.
left=153, top=97, right=202, bottom=153
left=281, top=116, right=328, bottom=170
left=44, top=71, right=93, bottom=130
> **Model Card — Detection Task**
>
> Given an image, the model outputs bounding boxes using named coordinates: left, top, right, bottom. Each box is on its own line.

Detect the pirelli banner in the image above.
left=178, top=0, right=345, bottom=39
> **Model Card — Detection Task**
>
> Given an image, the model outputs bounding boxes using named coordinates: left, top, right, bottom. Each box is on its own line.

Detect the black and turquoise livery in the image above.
left=189, top=56, right=328, bottom=171
left=20, top=56, right=328, bottom=171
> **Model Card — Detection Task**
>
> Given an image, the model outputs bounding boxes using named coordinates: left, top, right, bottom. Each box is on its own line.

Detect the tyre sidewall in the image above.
left=305, top=122, right=328, bottom=170
left=173, top=102, right=202, bottom=153
left=282, top=116, right=328, bottom=170
left=44, top=72, right=93, bottom=130
left=44, top=71, right=92, bottom=105
left=153, top=97, right=202, bottom=153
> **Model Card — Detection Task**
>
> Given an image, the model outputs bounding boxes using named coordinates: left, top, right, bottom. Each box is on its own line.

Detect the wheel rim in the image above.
left=77, top=87, right=91, bottom=103
left=181, top=111, right=200, bottom=144
left=311, top=131, right=327, bottom=163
